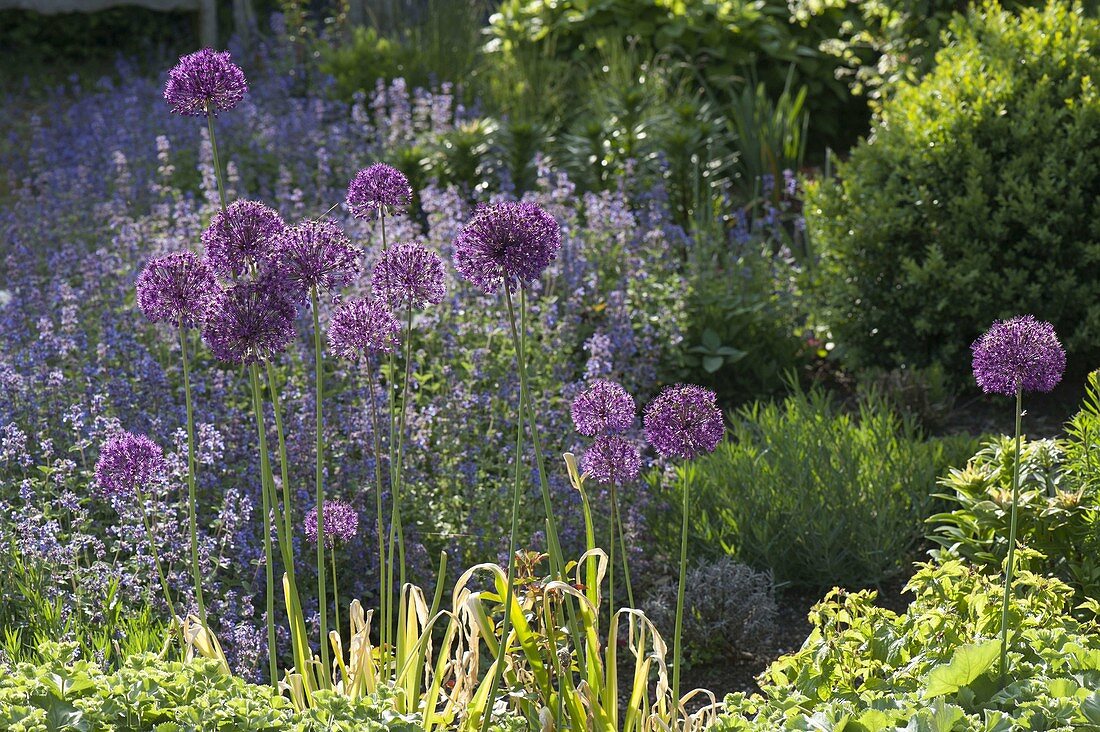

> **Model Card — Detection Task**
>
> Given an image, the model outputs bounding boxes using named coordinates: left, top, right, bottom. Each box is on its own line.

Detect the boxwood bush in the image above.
left=806, top=1, right=1100, bottom=375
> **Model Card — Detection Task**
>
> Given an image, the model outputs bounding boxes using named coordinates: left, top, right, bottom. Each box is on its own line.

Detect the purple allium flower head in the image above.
left=347, top=163, right=413, bottom=219
left=582, top=435, right=642, bottom=486
left=971, top=315, right=1066, bottom=396
left=164, top=48, right=248, bottom=116
left=643, top=384, right=724, bottom=461
left=304, top=499, right=359, bottom=548
left=571, top=379, right=635, bottom=436
left=201, top=276, right=297, bottom=364
left=94, top=431, right=166, bottom=496
left=453, top=201, right=561, bottom=294
left=202, top=200, right=285, bottom=279
left=372, top=241, right=446, bottom=309
left=269, top=219, right=362, bottom=301
left=328, top=298, right=400, bottom=359
left=135, top=251, right=218, bottom=327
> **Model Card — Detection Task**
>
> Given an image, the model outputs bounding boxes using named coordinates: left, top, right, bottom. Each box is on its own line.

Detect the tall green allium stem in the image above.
left=671, top=469, right=692, bottom=714
left=248, top=364, right=279, bottom=687
left=364, top=365, right=388, bottom=658
left=388, top=304, right=415, bottom=643
left=612, top=484, right=635, bottom=610
left=480, top=287, right=526, bottom=732
left=310, top=287, right=330, bottom=681
left=178, top=323, right=208, bottom=636
left=205, top=107, right=228, bottom=213
left=1000, top=388, right=1024, bottom=684
left=134, top=485, right=180, bottom=643
left=331, top=547, right=341, bottom=641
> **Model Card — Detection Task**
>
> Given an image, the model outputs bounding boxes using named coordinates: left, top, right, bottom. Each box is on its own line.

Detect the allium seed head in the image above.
left=971, top=315, right=1066, bottom=396
left=347, top=164, right=413, bottom=219
left=582, top=435, right=642, bottom=486
left=305, top=500, right=359, bottom=547
left=202, top=200, right=285, bottom=279
left=201, top=276, right=297, bottom=364
left=269, top=219, right=362, bottom=301
left=95, top=431, right=166, bottom=496
left=453, top=201, right=561, bottom=294
left=164, top=48, right=247, bottom=116
left=136, top=251, right=218, bottom=327
left=643, top=384, right=724, bottom=461
left=571, top=380, right=635, bottom=436
left=372, top=241, right=446, bottom=309
left=328, top=298, right=400, bottom=359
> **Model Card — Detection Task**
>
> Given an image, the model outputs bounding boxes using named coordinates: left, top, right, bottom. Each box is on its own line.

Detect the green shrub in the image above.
left=712, top=560, right=1100, bottom=730
left=806, top=1, right=1100, bottom=376
left=655, top=388, right=979, bottom=589
left=928, top=371, right=1100, bottom=601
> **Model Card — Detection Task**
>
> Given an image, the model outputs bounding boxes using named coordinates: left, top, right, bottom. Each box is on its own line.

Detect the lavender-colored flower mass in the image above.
left=971, top=315, right=1066, bottom=396
left=346, top=163, right=412, bottom=219
left=95, top=431, right=166, bottom=496
left=372, top=242, right=446, bottom=309
left=304, top=500, right=359, bottom=547
left=582, top=435, right=642, bottom=486
left=135, top=251, right=218, bottom=327
left=164, top=48, right=248, bottom=116
left=270, top=219, right=362, bottom=300
left=453, top=201, right=561, bottom=294
left=328, top=298, right=400, bottom=359
left=571, top=379, right=636, bottom=436
left=201, top=277, right=297, bottom=364
left=202, top=200, right=285, bottom=279
left=643, top=384, right=724, bottom=461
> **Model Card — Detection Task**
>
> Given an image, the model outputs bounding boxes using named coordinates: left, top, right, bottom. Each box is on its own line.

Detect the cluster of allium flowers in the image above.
left=372, top=242, right=446, bottom=309
left=164, top=48, right=248, bottom=116
left=453, top=201, right=561, bottom=294
left=346, top=163, right=412, bottom=219
left=304, top=500, right=359, bottom=547
left=971, top=315, right=1066, bottom=396
left=94, top=431, right=166, bottom=496
left=136, top=251, right=218, bottom=327
left=571, top=380, right=636, bottom=437
left=270, top=219, right=361, bottom=300
left=202, top=277, right=297, bottom=364
left=582, top=435, right=642, bottom=486
left=644, top=384, right=725, bottom=461
left=328, top=298, right=400, bottom=359
left=202, top=200, right=285, bottom=279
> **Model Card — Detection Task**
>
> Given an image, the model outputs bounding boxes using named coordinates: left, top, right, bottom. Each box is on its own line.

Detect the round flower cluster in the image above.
left=270, top=219, right=362, bottom=301
left=201, top=276, right=297, bottom=365
left=582, top=435, right=642, bottom=486
left=372, top=242, right=446, bottom=310
left=202, top=200, right=285, bottom=279
left=136, top=251, right=217, bottom=327
left=643, top=384, right=724, bottom=461
left=971, top=315, right=1065, bottom=396
left=164, top=48, right=248, bottom=116
left=453, top=201, right=561, bottom=294
left=95, top=431, right=166, bottom=496
left=328, top=298, right=400, bottom=360
left=347, top=163, right=412, bottom=219
left=571, top=380, right=636, bottom=437
left=304, top=500, right=359, bottom=548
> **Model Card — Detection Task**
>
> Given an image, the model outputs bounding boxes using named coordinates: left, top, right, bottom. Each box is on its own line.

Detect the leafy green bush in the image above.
left=655, top=388, right=979, bottom=589
left=712, top=560, right=1100, bottom=730
left=0, top=643, right=519, bottom=731
left=485, top=0, right=864, bottom=142
left=807, top=1, right=1100, bottom=375
left=929, top=372, right=1100, bottom=601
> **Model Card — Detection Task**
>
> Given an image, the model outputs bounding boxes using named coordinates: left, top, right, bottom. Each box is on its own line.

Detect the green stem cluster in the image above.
left=311, top=287, right=330, bottom=681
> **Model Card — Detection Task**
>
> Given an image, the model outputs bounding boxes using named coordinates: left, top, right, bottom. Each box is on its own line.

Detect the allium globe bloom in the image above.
left=582, top=435, right=642, bottom=486
left=164, top=48, right=247, bottom=116
left=329, top=298, right=400, bottom=359
left=304, top=500, right=359, bottom=548
left=453, top=201, right=561, bottom=294
left=136, top=251, right=218, bottom=327
left=643, top=384, right=724, bottom=461
left=95, top=431, right=166, bottom=496
left=372, top=242, right=446, bottom=309
left=347, top=164, right=412, bottom=219
left=971, top=315, right=1066, bottom=396
left=202, top=200, right=285, bottom=279
left=571, top=380, right=636, bottom=436
left=201, top=277, right=297, bottom=364
left=269, top=219, right=362, bottom=301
